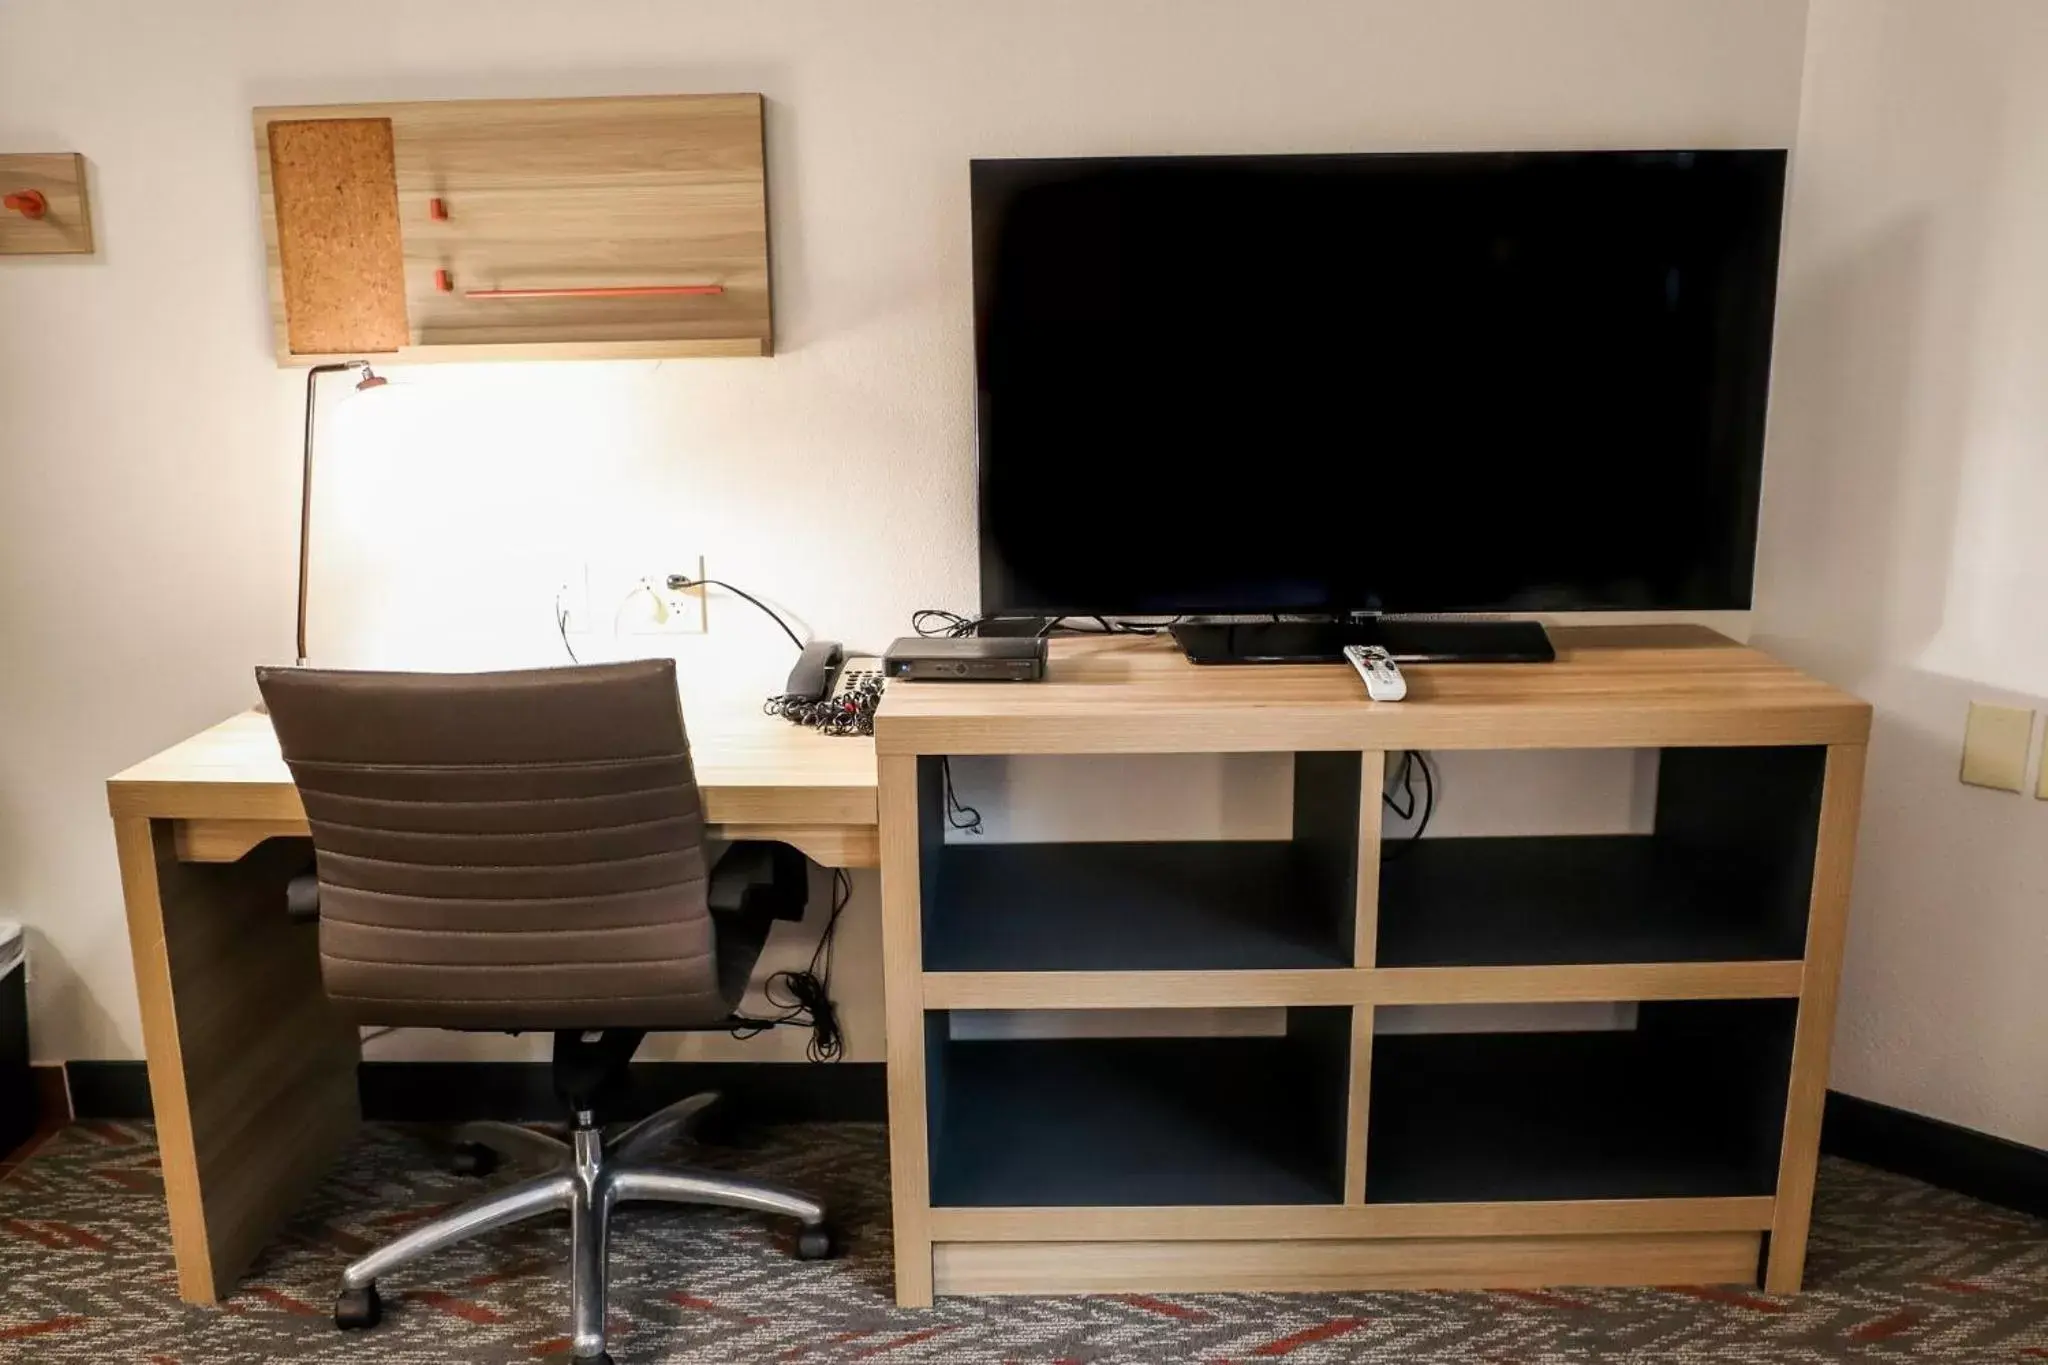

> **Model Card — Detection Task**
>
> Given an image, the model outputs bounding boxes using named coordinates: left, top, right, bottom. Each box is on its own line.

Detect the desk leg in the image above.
left=877, top=756, right=933, bottom=1306
left=1764, top=743, right=1865, bottom=1293
left=114, top=819, right=362, bottom=1304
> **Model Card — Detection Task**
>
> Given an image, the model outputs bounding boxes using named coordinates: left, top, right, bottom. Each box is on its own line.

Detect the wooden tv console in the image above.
left=873, top=625, right=1869, bottom=1305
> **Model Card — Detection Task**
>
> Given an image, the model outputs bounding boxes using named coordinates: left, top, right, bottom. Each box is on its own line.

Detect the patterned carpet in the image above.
left=1, top=1121, right=2046, bottom=1363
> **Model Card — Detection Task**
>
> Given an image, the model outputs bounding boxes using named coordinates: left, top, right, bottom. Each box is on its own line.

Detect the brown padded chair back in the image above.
left=255, top=659, right=731, bottom=1031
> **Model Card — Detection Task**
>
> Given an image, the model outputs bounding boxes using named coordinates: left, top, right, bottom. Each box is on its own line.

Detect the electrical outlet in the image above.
left=554, top=564, right=592, bottom=635
left=622, top=555, right=710, bottom=635
left=1960, top=701, right=2034, bottom=793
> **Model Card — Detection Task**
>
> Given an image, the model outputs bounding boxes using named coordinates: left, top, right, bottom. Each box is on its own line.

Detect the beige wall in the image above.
left=1753, top=0, right=2048, bottom=1148
left=0, top=1, right=1811, bottom=1062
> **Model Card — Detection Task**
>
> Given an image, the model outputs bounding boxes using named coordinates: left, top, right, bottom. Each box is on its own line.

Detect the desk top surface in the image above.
left=109, top=689, right=878, bottom=826
left=877, top=625, right=1870, bottom=754
left=108, top=628, right=1870, bottom=822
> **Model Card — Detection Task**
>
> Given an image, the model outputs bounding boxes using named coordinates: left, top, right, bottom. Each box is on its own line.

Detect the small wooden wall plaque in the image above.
left=0, top=153, right=94, bottom=255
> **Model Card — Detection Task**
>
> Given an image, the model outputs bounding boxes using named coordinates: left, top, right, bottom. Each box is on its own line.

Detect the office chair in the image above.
left=256, top=659, right=835, bottom=1365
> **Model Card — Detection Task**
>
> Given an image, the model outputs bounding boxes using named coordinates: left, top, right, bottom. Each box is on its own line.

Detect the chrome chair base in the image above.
left=334, top=1092, right=833, bottom=1363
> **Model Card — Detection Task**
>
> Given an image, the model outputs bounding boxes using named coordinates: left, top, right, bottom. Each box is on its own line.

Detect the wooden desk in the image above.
left=875, top=626, right=1870, bottom=1304
left=107, top=699, right=876, bottom=1304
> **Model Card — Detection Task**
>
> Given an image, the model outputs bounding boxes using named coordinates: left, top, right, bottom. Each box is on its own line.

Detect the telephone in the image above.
left=784, top=640, right=846, bottom=702
left=771, top=642, right=885, bottom=736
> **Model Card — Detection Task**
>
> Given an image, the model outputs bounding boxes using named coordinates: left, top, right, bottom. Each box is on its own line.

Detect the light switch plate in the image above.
left=1960, top=702, right=2034, bottom=793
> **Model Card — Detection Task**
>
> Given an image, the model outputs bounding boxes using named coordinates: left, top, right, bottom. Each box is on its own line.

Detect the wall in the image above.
left=0, top=0, right=1809, bottom=1063
left=1752, top=0, right=2048, bottom=1148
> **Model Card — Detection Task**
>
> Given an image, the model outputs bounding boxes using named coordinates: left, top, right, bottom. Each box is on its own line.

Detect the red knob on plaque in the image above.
left=3, top=190, right=48, bottom=220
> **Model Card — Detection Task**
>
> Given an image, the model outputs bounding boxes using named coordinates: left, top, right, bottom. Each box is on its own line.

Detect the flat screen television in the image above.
left=972, top=149, right=1788, bottom=659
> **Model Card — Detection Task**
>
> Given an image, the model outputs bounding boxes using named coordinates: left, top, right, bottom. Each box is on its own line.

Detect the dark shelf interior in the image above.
left=1377, top=834, right=1808, bottom=966
left=1366, top=998, right=1797, bottom=1204
left=928, top=1012, right=1350, bottom=1207
left=1378, top=745, right=1825, bottom=968
left=924, top=841, right=1352, bottom=971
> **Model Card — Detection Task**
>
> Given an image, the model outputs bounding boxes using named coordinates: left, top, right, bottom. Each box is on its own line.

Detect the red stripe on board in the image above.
left=1251, top=1318, right=1369, bottom=1356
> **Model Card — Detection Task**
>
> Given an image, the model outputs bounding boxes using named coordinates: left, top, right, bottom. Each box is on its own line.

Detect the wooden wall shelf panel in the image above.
left=875, top=626, right=1871, bottom=1304
left=253, top=94, right=771, bottom=365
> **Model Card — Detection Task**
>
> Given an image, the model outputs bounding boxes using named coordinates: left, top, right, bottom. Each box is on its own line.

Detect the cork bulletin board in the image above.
left=265, top=118, right=410, bottom=355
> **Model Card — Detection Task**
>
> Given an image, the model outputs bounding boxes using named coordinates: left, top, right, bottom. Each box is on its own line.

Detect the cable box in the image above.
left=883, top=636, right=1046, bottom=682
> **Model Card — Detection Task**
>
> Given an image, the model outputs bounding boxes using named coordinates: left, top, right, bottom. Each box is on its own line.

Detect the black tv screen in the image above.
left=973, top=150, right=1787, bottom=617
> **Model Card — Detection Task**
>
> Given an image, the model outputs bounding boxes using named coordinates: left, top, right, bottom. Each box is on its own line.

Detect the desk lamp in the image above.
left=297, top=362, right=387, bottom=665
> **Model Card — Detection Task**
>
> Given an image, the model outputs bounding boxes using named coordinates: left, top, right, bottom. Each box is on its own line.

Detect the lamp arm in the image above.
left=297, top=362, right=367, bottom=666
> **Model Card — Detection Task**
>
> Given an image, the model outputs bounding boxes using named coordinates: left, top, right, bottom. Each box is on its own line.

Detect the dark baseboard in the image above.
left=1820, top=1091, right=2048, bottom=1221
left=64, top=1060, right=152, bottom=1119
left=33, top=1064, right=72, bottom=1124
left=63, top=1058, right=886, bottom=1125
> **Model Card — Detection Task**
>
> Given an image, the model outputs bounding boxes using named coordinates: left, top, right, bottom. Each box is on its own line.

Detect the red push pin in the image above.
left=3, top=189, right=48, bottom=220
left=429, top=197, right=447, bottom=221
left=434, top=268, right=453, bottom=292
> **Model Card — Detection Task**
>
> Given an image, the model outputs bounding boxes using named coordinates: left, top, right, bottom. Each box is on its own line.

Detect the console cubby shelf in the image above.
left=1366, top=1000, right=1798, bottom=1205
left=923, top=840, right=1351, bottom=972
left=925, top=1021, right=1350, bottom=1209
left=874, top=627, right=1871, bottom=1305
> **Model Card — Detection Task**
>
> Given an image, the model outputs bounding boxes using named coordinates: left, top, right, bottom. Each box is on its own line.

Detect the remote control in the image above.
left=1343, top=644, right=1407, bottom=702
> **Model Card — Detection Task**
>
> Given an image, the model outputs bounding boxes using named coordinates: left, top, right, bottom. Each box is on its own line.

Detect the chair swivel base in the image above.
left=334, top=1092, right=836, bottom=1363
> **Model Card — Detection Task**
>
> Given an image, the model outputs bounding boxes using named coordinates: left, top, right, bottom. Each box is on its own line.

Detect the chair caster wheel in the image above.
left=450, top=1142, right=500, bottom=1177
left=334, top=1283, right=382, bottom=1331
left=795, top=1224, right=839, bottom=1261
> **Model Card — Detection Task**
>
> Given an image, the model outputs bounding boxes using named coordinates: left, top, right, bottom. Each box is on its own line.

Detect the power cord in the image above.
left=913, top=608, right=985, bottom=638
left=666, top=574, right=806, bottom=652
left=940, top=756, right=983, bottom=835
left=914, top=607, right=1180, bottom=639
left=554, top=595, right=582, bottom=664
left=730, top=868, right=852, bottom=1062
left=1382, top=750, right=1436, bottom=859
